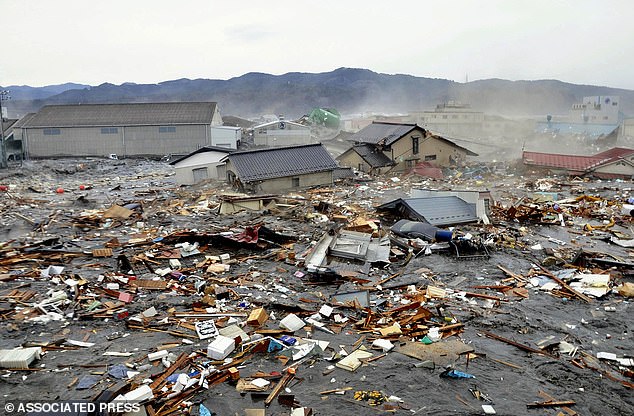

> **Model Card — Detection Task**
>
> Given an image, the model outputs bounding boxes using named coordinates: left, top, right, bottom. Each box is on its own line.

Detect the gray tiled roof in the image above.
left=352, top=144, right=395, bottom=168
left=377, top=196, right=478, bottom=226
left=19, top=102, right=217, bottom=128
left=228, top=144, right=338, bottom=182
left=349, top=122, right=418, bottom=146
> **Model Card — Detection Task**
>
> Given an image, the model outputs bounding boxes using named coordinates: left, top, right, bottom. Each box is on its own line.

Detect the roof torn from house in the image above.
left=377, top=196, right=479, bottom=226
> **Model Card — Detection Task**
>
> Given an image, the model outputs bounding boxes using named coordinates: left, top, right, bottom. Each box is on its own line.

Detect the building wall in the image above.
left=251, top=171, right=333, bottom=193
left=622, top=119, right=634, bottom=139
left=593, top=161, right=634, bottom=177
left=172, top=151, right=230, bottom=185
left=253, top=122, right=312, bottom=147
left=210, top=126, right=240, bottom=149
left=174, top=162, right=226, bottom=184
left=21, top=124, right=210, bottom=158
left=337, top=150, right=370, bottom=172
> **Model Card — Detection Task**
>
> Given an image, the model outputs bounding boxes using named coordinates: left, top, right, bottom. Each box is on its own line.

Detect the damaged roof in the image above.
left=226, top=143, right=338, bottom=182
left=17, top=102, right=218, bottom=128
left=523, top=147, right=634, bottom=172
left=349, top=144, right=395, bottom=168
left=349, top=121, right=419, bottom=146
left=377, top=196, right=478, bottom=226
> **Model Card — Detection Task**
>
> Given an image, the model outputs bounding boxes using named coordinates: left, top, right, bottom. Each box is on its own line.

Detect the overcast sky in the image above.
left=2, top=0, right=633, bottom=89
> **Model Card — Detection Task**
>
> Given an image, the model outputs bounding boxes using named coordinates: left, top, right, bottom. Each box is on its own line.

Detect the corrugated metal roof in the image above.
left=378, top=196, right=478, bottom=226
left=228, top=143, right=338, bottom=182
left=19, top=102, right=217, bottom=128
left=353, top=144, right=395, bottom=168
left=522, top=151, right=605, bottom=171
left=349, top=122, right=418, bottom=146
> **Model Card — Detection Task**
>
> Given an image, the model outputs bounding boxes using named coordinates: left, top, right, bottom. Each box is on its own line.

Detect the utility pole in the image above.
left=0, top=90, right=10, bottom=168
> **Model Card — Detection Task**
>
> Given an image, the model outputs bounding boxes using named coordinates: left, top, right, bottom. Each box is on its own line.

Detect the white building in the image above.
left=251, top=119, right=312, bottom=147
left=210, top=126, right=241, bottom=149
left=169, top=146, right=234, bottom=185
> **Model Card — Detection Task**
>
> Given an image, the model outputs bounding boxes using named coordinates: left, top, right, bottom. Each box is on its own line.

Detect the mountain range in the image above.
left=3, top=68, right=634, bottom=121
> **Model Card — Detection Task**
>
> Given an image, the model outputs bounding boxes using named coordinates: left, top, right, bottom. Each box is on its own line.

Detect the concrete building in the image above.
left=251, top=119, right=312, bottom=147
left=12, top=102, right=222, bottom=158
left=337, top=122, right=476, bottom=173
left=409, top=101, right=484, bottom=138
left=169, top=146, right=234, bottom=185
left=223, top=144, right=338, bottom=193
left=536, top=96, right=622, bottom=138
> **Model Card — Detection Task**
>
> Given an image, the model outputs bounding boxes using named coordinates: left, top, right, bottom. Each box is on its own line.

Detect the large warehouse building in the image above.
left=12, top=102, right=223, bottom=158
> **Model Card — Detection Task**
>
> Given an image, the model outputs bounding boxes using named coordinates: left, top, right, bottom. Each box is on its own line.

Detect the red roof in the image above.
left=523, top=147, right=634, bottom=172
left=591, top=147, right=634, bottom=160
left=522, top=151, right=604, bottom=171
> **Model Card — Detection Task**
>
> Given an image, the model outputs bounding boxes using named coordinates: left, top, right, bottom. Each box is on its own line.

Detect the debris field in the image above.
left=0, top=158, right=633, bottom=416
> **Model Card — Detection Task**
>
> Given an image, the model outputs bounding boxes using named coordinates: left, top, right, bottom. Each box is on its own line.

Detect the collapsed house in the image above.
left=522, top=147, right=634, bottom=178
left=337, top=121, right=477, bottom=174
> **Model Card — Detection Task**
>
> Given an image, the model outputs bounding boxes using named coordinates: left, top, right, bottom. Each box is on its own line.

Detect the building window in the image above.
left=412, top=137, right=419, bottom=154
left=406, top=160, right=416, bottom=168
left=424, top=155, right=437, bottom=161
left=101, top=127, right=118, bottom=134
left=442, top=115, right=448, bottom=119
left=43, top=128, right=61, bottom=135
left=159, top=126, right=176, bottom=133
left=452, top=115, right=458, bottom=119
left=292, top=177, right=300, bottom=188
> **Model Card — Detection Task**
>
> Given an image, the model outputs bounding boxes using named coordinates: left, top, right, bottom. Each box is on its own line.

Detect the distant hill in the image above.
left=4, top=68, right=634, bottom=120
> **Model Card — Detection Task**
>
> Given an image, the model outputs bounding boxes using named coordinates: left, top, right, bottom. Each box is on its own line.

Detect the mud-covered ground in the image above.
left=0, top=155, right=632, bottom=416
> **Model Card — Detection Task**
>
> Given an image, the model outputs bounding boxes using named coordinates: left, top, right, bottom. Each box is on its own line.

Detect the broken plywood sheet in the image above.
left=396, top=339, right=474, bottom=366
left=103, top=205, right=134, bottom=219
left=130, top=279, right=168, bottom=290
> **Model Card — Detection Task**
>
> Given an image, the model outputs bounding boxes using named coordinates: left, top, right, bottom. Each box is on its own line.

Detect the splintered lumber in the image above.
left=482, top=331, right=557, bottom=358
left=265, top=369, right=295, bottom=406
left=535, top=264, right=592, bottom=303
left=150, top=352, right=188, bottom=390
left=527, top=400, right=576, bottom=408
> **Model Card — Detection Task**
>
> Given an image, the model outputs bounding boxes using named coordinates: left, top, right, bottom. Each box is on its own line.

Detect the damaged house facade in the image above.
left=12, top=102, right=222, bottom=158
left=223, top=143, right=338, bottom=193
left=337, top=121, right=476, bottom=174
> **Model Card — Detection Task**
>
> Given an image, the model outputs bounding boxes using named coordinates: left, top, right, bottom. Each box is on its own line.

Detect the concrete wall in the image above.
left=19, top=124, right=210, bottom=158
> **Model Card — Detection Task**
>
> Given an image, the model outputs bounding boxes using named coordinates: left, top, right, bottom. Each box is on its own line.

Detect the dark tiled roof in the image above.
left=169, top=146, right=235, bottom=165
left=350, top=122, right=418, bottom=146
left=352, top=144, right=395, bottom=168
left=377, top=196, right=478, bottom=226
left=228, top=144, right=338, bottom=182
left=19, top=102, right=217, bottom=128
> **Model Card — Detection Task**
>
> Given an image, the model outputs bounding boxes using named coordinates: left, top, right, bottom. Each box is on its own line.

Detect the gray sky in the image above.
left=2, top=0, right=633, bottom=89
